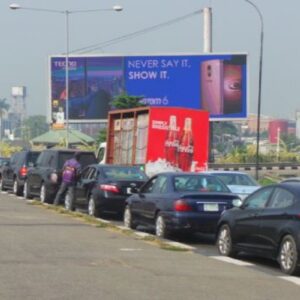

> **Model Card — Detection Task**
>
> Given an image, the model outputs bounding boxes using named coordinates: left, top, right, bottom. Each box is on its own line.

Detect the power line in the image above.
left=70, top=9, right=203, bottom=54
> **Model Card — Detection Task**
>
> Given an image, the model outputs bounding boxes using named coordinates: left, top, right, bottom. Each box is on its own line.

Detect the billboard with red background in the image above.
left=146, top=107, right=209, bottom=174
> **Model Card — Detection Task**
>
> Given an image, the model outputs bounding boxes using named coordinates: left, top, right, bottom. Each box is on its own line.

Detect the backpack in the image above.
left=62, top=159, right=79, bottom=183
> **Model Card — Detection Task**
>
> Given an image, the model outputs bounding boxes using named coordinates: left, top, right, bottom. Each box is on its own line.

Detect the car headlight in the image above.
left=232, top=198, right=242, bottom=207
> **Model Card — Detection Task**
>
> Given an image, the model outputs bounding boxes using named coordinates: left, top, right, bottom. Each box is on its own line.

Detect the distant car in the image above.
left=124, top=172, right=241, bottom=238
left=24, top=149, right=97, bottom=203
left=0, top=151, right=40, bottom=196
left=216, top=182, right=300, bottom=275
left=64, top=164, right=148, bottom=217
left=205, top=171, right=260, bottom=200
left=281, top=177, right=300, bottom=183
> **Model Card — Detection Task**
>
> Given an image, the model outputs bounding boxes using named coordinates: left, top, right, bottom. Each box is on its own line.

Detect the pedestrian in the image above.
left=53, top=152, right=81, bottom=206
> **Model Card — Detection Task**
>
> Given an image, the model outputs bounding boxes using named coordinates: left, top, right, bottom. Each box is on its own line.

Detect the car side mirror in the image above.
left=130, top=187, right=139, bottom=194
left=232, top=199, right=243, bottom=208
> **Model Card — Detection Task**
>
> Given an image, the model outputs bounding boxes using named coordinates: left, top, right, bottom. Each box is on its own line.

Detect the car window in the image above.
left=80, top=167, right=91, bottom=179
left=216, top=173, right=257, bottom=186
left=27, top=152, right=40, bottom=165
left=152, top=176, right=168, bottom=194
left=268, top=188, right=295, bottom=209
left=141, top=177, right=158, bottom=193
left=243, top=187, right=273, bottom=209
left=88, top=168, right=97, bottom=180
left=102, top=166, right=147, bottom=180
left=58, top=152, right=75, bottom=169
left=173, top=175, right=229, bottom=192
left=78, top=153, right=97, bottom=167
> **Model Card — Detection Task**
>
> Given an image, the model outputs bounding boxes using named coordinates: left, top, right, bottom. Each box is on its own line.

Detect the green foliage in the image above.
left=22, top=115, right=49, bottom=140
left=96, top=129, right=107, bottom=145
left=110, top=93, right=146, bottom=109
left=0, top=142, right=22, bottom=157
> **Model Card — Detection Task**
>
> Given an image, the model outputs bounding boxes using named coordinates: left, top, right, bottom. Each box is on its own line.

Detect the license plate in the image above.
left=203, top=203, right=219, bottom=212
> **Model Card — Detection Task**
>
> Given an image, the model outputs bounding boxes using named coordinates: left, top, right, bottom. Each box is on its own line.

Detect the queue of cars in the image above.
left=1, top=150, right=300, bottom=276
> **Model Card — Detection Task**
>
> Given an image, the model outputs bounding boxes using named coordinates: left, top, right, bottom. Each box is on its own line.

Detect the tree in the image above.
left=0, top=98, right=10, bottom=142
left=110, top=93, right=146, bottom=109
left=22, top=115, right=49, bottom=140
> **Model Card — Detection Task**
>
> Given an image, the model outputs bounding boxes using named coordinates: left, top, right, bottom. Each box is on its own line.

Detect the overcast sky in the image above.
left=0, top=0, right=299, bottom=120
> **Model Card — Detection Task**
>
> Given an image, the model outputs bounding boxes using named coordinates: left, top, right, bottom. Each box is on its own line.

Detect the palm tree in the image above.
left=0, top=98, right=10, bottom=142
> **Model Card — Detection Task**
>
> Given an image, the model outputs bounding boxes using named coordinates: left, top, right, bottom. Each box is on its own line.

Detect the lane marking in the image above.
left=279, top=276, right=300, bottom=286
left=211, top=256, right=254, bottom=266
left=120, top=248, right=143, bottom=252
left=165, top=241, right=196, bottom=251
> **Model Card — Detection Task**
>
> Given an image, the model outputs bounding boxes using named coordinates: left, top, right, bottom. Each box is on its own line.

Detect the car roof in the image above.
left=204, top=171, right=252, bottom=175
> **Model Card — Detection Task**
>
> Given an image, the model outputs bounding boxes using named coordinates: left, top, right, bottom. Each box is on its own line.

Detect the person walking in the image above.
left=53, top=152, right=81, bottom=206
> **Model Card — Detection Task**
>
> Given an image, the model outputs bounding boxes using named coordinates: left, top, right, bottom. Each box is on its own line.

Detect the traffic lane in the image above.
left=94, top=211, right=296, bottom=277
left=1, top=193, right=300, bottom=300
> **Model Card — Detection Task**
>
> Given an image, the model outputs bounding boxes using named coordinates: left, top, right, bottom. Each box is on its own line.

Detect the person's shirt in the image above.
left=62, top=158, right=81, bottom=183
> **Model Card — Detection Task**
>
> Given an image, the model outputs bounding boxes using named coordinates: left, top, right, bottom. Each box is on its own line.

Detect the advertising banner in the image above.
left=50, top=54, right=247, bottom=123
left=146, top=107, right=209, bottom=174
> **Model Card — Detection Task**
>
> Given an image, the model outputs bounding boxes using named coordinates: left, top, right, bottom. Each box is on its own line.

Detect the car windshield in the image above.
left=215, top=173, right=258, bottom=186
left=28, top=152, right=40, bottom=165
left=102, top=166, right=147, bottom=180
left=173, top=175, right=229, bottom=193
left=58, top=152, right=97, bottom=169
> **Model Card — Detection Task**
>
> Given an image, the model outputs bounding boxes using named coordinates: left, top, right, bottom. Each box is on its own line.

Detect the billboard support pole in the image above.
left=245, top=0, right=264, bottom=180
left=203, top=7, right=212, bottom=53
left=65, top=10, right=70, bottom=148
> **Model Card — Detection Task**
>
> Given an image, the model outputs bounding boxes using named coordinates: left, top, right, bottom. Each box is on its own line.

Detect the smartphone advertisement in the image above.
left=50, top=54, right=247, bottom=122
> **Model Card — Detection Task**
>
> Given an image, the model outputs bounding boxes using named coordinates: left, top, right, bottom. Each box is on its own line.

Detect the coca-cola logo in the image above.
left=165, top=140, right=179, bottom=147
left=178, top=145, right=194, bottom=154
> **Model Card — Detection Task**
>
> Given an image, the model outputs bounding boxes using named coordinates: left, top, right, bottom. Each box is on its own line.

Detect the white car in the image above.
left=204, top=171, right=260, bottom=200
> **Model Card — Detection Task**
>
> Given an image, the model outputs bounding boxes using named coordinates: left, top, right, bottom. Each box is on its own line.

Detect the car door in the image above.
left=233, top=186, right=274, bottom=250
left=5, top=153, right=19, bottom=187
left=76, top=167, right=97, bottom=208
left=130, top=176, right=159, bottom=224
left=141, top=175, right=169, bottom=224
left=258, top=187, right=296, bottom=254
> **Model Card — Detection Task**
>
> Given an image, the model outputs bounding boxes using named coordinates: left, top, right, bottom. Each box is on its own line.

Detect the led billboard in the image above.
left=50, top=53, right=247, bottom=123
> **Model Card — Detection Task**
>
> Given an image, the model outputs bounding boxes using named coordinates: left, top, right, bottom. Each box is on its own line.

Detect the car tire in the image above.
left=40, top=183, right=50, bottom=204
left=123, top=205, right=137, bottom=230
left=88, top=195, right=100, bottom=217
left=155, top=213, right=169, bottom=239
left=13, top=178, right=22, bottom=196
left=0, top=177, right=6, bottom=191
left=278, top=235, right=300, bottom=275
left=217, top=224, right=237, bottom=257
left=23, top=180, right=33, bottom=199
left=64, top=191, right=75, bottom=211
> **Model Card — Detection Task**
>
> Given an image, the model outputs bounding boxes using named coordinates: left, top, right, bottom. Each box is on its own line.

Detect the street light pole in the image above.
left=9, top=3, right=123, bottom=148
left=244, top=0, right=264, bottom=180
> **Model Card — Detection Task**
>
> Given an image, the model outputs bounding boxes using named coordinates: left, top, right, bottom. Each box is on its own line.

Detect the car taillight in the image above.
left=19, top=166, right=27, bottom=177
left=99, top=184, right=120, bottom=193
left=174, top=200, right=192, bottom=212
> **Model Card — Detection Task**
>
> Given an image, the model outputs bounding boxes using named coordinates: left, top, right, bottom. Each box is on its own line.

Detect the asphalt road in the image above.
left=1, top=191, right=300, bottom=300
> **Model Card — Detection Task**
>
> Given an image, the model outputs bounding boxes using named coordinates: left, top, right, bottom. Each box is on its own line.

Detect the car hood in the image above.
left=227, top=185, right=260, bottom=195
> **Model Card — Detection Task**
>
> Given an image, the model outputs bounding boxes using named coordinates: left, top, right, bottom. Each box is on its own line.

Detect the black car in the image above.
left=216, top=182, right=300, bottom=275
left=64, top=164, right=148, bottom=217
left=24, top=149, right=97, bottom=203
left=0, top=151, right=40, bottom=196
left=0, top=157, right=9, bottom=174
left=124, top=172, right=241, bottom=238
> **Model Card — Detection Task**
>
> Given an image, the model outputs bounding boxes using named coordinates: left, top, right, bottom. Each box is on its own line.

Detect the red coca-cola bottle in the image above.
left=178, top=117, right=194, bottom=171
left=165, top=115, right=179, bottom=166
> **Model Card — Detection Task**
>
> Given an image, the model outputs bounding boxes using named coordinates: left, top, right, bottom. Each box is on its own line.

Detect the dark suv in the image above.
left=0, top=151, right=41, bottom=196
left=24, top=149, right=97, bottom=203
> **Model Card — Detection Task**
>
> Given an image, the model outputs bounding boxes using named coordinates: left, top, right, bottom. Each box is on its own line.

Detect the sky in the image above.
left=0, top=0, right=299, bottom=120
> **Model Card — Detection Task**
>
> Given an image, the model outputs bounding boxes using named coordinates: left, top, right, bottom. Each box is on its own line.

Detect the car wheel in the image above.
left=40, top=184, right=50, bottom=204
left=13, top=179, right=22, bottom=196
left=64, top=191, right=75, bottom=211
left=155, top=213, right=169, bottom=239
left=88, top=195, right=100, bottom=217
left=124, top=205, right=137, bottom=230
left=217, top=224, right=237, bottom=257
left=23, top=180, right=32, bottom=199
left=0, top=177, right=6, bottom=191
left=278, top=235, right=299, bottom=275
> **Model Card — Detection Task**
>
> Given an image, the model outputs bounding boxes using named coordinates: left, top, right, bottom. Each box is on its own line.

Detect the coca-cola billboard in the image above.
left=146, top=107, right=209, bottom=173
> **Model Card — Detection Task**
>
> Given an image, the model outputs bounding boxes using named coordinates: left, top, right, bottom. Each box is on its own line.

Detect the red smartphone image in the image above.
left=223, top=63, right=242, bottom=114
left=201, top=60, right=224, bottom=115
